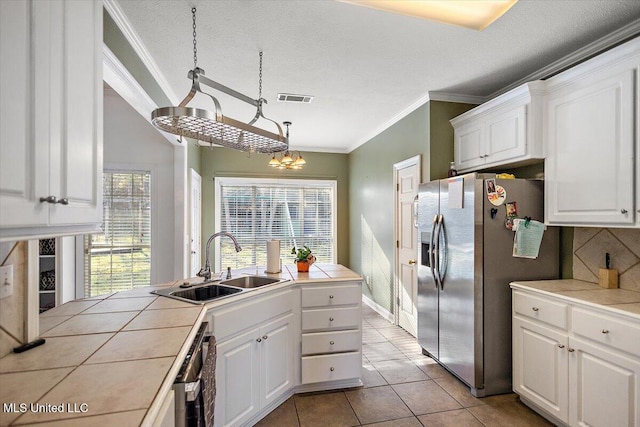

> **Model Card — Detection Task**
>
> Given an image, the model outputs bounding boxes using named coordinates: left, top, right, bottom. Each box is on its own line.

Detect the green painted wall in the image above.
left=103, top=11, right=171, bottom=107
left=199, top=148, right=350, bottom=267
left=348, top=101, right=474, bottom=314
left=187, top=141, right=202, bottom=175
left=429, top=101, right=478, bottom=180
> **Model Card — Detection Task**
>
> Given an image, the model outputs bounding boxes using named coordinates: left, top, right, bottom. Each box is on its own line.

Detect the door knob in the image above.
left=557, top=344, right=565, bottom=349
left=408, top=260, right=417, bottom=265
left=262, top=335, right=268, bottom=340
left=330, top=341, right=335, bottom=345
left=40, top=196, right=57, bottom=204
left=330, top=367, right=335, bottom=372
left=567, top=348, right=575, bottom=352
left=329, top=317, right=334, bottom=321
left=531, top=307, right=539, bottom=312
left=601, top=329, right=609, bottom=334
left=621, top=209, right=628, bottom=214
left=56, top=198, right=69, bottom=205
left=256, top=338, right=262, bottom=342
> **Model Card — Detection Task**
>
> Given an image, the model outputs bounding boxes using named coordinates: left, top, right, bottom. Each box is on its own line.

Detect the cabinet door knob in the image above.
left=557, top=344, right=565, bottom=349
left=329, top=295, right=334, bottom=299
left=256, top=338, right=262, bottom=342
left=330, top=341, right=335, bottom=345
left=40, top=196, right=57, bottom=204
left=621, top=209, right=628, bottom=214
left=601, top=329, right=609, bottom=334
left=329, top=317, right=334, bottom=321
left=330, top=367, right=335, bottom=372
left=531, top=307, right=539, bottom=312
left=262, top=335, right=268, bottom=340
left=567, top=348, right=575, bottom=352
left=56, top=198, right=69, bottom=205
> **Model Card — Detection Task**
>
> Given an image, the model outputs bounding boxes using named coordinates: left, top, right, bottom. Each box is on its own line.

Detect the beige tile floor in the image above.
left=257, top=305, right=552, bottom=427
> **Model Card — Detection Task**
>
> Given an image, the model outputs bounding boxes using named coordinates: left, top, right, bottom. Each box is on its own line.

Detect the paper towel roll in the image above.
left=266, top=239, right=281, bottom=273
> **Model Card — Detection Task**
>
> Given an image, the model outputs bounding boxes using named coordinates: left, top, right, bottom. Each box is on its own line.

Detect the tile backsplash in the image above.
left=573, top=228, right=640, bottom=292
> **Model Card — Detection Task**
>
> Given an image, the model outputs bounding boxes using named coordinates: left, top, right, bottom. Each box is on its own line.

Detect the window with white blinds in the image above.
left=84, top=171, right=151, bottom=297
left=214, top=177, right=337, bottom=270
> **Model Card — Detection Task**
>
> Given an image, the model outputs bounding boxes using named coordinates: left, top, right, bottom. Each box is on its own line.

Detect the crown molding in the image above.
left=487, top=18, right=640, bottom=99
left=346, top=92, right=431, bottom=153
left=103, top=44, right=179, bottom=146
left=427, top=92, right=486, bottom=105
left=103, top=0, right=179, bottom=105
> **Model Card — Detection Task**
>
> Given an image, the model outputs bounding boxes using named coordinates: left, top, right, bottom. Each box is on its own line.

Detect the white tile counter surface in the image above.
left=0, top=264, right=361, bottom=426
left=510, top=279, right=640, bottom=320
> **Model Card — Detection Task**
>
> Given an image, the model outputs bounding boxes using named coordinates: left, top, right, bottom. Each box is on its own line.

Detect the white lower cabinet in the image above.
left=300, top=281, right=362, bottom=386
left=210, top=279, right=363, bottom=426
left=215, top=313, right=293, bottom=427
left=513, top=317, right=569, bottom=422
left=512, top=288, right=640, bottom=427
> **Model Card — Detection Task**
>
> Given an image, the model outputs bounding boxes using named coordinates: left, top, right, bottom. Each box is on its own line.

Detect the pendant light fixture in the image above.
left=268, top=122, right=307, bottom=170
left=151, top=7, right=288, bottom=153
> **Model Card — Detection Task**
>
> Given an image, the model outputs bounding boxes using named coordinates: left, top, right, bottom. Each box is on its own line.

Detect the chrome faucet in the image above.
left=197, top=232, right=242, bottom=281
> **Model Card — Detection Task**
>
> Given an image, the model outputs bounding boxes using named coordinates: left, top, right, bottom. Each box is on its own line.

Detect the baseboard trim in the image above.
left=362, top=295, right=394, bottom=323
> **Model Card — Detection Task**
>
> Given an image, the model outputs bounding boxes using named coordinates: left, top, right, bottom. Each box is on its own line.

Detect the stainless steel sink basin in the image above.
left=151, top=275, right=289, bottom=304
left=152, top=283, right=243, bottom=304
left=219, top=275, right=285, bottom=289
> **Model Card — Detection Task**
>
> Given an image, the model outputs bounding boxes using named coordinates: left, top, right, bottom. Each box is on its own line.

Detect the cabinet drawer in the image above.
left=572, top=307, right=640, bottom=357
left=301, top=352, right=361, bottom=384
left=302, top=307, right=360, bottom=332
left=302, top=330, right=361, bottom=356
left=514, top=291, right=568, bottom=330
left=301, top=284, right=361, bottom=308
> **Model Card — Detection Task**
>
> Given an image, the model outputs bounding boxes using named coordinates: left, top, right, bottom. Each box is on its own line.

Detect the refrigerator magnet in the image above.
left=487, top=182, right=506, bottom=206
left=505, top=201, right=518, bottom=217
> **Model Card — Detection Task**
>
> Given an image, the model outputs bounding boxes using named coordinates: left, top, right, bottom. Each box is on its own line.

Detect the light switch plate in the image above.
left=0, top=265, right=13, bottom=299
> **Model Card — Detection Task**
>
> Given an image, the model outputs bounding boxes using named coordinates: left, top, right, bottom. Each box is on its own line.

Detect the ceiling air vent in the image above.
left=277, top=93, right=314, bottom=103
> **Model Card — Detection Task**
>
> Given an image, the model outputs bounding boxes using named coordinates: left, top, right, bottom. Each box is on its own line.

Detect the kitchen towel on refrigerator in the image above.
left=266, top=239, right=281, bottom=273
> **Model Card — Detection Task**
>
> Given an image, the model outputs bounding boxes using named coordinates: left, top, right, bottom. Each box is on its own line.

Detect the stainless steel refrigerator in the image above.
left=416, top=173, right=559, bottom=397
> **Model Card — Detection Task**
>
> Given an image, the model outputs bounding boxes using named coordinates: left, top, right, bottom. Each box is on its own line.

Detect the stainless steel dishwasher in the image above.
left=174, top=322, right=213, bottom=427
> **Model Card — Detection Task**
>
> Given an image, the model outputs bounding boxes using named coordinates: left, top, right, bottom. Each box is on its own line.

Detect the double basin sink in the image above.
left=152, top=275, right=289, bottom=304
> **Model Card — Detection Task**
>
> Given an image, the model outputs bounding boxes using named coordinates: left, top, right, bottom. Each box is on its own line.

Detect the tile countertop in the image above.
left=0, top=264, right=361, bottom=426
left=510, top=279, right=640, bottom=320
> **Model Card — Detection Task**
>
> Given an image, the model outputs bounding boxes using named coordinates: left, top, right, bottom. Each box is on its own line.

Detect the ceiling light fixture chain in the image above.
left=258, top=51, right=263, bottom=101
left=150, top=7, right=289, bottom=153
left=268, top=121, right=306, bottom=170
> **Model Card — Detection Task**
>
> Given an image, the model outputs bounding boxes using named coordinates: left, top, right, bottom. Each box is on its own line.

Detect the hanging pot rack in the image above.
left=151, top=8, right=288, bottom=153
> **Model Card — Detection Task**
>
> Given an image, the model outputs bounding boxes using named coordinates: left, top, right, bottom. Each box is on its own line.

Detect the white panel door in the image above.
left=260, top=314, right=293, bottom=408
left=513, top=318, right=569, bottom=423
left=49, top=0, right=102, bottom=226
left=395, top=157, right=419, bottom=337
left=215, top=327, right=260, bottom=427
left=569, top=337, right=640, bottom=427
left=0, top=0, right=49, bottom=229
left=546, top=67, right=635, bottom=225
left=189, top=169, right=202, bottom=277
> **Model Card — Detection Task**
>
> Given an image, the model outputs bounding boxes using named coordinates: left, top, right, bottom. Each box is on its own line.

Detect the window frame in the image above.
left=76, top=163, right=158, bottom=298
left=214, top=176, right=338, bottom=271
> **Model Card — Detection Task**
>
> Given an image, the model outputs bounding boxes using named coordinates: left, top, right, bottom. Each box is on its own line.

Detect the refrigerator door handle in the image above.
left=438, top=215, right=448, bottom=290
left=434, top=215, right=442, bottom=289
left=430, top=214, right=439, bottom=289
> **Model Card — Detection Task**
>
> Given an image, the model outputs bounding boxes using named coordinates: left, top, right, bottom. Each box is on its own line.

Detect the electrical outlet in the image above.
left=0, top=265, right=13, bottom=299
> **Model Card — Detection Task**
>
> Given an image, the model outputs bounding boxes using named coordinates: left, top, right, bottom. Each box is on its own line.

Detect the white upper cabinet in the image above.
left=451, top=81, right=545, bottom=173
left=545, top=37, right=639, bottom=227
left=0, top=0, right=103, bottom=241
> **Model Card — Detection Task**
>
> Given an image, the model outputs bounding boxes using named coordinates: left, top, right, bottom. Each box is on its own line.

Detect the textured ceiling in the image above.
left=112, top=0, right=640, bottom=153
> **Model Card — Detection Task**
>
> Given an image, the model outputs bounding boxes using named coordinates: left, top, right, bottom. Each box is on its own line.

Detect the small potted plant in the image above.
left=292, top=245, right=316, bottom=272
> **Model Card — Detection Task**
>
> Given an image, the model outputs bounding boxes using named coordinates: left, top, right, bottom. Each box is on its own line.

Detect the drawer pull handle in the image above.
left=329, top=295, right=334, bottom=299
left=263, top=335, right=268, bottom=340
left=330, top=367, right=335, bottom=372
left=330, top=341, right=335, bottom=345
left=256, top=338, right=262, bottom=342
left=557, top=344, right=565, bottom=349
left=601, top=329, right=609, bottom=334
left=621, top=209, right=628, bottom=214
left=531, top=307, right=539, bottom=312
left=329, top=317, right=334, bottom=321
left=567, top=348, right=575, bottom=352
